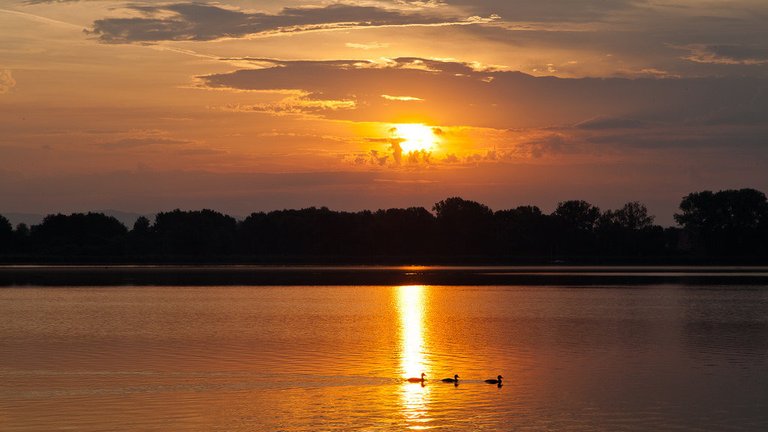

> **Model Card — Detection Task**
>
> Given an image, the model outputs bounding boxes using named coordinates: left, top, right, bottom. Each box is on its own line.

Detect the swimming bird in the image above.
left=485, top=375, right=503, bottom=385
left=441, top=374, right=459, bottom=383
left=406, top=373, right=426, bottom=383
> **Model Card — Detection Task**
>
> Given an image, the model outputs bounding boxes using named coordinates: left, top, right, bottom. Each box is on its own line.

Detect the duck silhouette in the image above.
left=406, top=373, right=426, bottom=383
left=484, top=375, right=503, bottom=386
left=441, top=374, right=459, bottom=383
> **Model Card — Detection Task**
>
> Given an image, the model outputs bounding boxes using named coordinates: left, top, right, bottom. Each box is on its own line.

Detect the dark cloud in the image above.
left=415, top=0, right=642, bottom=22
left=419, top=3, right=768, bottom=79
left=574, top=116, right=649, bottom=130
left=365, top=136, right=407, bottom=165
left=98, top=137, right=189, bottom=149
left=683, top=44, right=768, bottom=65
left=582, top=125, right=768, bottom=151
left=23, top=0, right=85, bottom=3
left=200, top=57, right=768, bottom=130
left=88, top=3, right=488, bottom=43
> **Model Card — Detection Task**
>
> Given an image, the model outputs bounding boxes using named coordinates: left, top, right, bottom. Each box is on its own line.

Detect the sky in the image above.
left=1, top=0, right=767, bottom=225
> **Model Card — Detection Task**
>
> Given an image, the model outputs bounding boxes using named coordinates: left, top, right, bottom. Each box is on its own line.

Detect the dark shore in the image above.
left=3, top=265, right=768, bottom=287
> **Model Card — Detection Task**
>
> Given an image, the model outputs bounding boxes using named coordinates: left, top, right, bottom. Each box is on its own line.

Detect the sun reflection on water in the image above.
left=397, top=285, right=432, bottom=429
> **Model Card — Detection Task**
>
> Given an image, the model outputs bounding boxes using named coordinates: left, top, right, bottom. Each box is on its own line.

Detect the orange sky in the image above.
left=1, top=0, right=767, bottom=224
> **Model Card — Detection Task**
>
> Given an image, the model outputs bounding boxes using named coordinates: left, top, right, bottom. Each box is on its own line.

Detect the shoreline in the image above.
left=3, top=265, right=768, bottom=286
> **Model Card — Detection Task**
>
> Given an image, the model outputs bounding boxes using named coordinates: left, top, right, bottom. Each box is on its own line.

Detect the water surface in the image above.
left=2, top=282, right=767, bottom=430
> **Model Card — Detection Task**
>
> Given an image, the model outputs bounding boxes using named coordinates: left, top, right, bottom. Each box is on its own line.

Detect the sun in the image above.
left=392, top=123, right=439, bottom=153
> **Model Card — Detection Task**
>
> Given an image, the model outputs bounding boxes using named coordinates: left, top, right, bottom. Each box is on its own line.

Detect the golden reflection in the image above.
left=397, top=285, right=432, bottom=429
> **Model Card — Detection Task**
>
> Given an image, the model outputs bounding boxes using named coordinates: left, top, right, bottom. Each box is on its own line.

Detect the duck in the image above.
left=484, top=375, right=503, bottom=385
left=441, top=374, right=459, bottom=383
left=406, top=373, right=426, bottom=383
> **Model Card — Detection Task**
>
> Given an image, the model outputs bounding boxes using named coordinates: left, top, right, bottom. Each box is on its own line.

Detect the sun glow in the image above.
left=392, top=124, right=439, bottom=153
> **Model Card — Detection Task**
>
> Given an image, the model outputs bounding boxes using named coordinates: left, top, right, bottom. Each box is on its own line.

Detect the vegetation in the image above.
left=2, top=188, right=767, bottom=263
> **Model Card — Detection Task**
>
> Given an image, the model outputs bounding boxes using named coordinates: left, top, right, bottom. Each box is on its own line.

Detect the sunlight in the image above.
left=392, top=124, right=439, bottom=153
left=397, top=285, right=432, bottom=429
left=398, top=285, right=427, bottom=378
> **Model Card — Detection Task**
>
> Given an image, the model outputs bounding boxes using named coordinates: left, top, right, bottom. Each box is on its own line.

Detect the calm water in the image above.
left=2, top=283, right=768, bottom=431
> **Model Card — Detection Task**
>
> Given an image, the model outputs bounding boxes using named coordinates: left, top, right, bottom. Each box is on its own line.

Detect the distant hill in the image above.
left=97, top=210, right=149, bottom=228
left=2, top=213, right=44, bottom=227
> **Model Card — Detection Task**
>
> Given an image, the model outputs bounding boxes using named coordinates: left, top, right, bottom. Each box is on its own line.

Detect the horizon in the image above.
left=0, top=190, right=732, bottom=229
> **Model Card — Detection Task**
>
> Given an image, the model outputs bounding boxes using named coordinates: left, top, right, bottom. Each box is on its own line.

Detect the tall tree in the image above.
left=553, top=200, right=601, bottom=231
left=674, top=188, right=768, bottom=255
left=433, top=197, right=494, bottom=255
left=598, top=202, right=664, bottom=257
left=30, top=212, right=128, bottom=256
left=495, top=206, right=553, bottom=256
left=153, top=209, right=237, bottom=256
left=0, top=214, right=12, bottom=253
left=600, top=201, right=654, bottom=230
left=551, top=200, right=601, bottom=255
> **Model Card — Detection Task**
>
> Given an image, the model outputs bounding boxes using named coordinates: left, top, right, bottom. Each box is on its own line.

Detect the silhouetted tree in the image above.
left=30, top=212, right=128, bottom=256
left=13, top=223, right=31, bottom=254
left=133, top=216, right=151, bottom=233
left=600, top=202, right=654, bottom=230
left=674, top=189, right=768, bottom=255
left=246, top=208, right=338, bottom=255
left=3, top=189, right=767, bottom=262
left=0, top=214, right=12, bottom=253
left=433, top=197, right=494, bottom=255
left=153, top=209, right=237, bottom=256
left=237, top=211, right=269, bottom=255
left=553, top=200, right=601, bottom=231
left=551, top=200, right=601, bottom=255
left=239, top=206, right=435, bottom=258
left=598, top=202, right=665, bottom=257
left=128, top=216, right=154, bottom=255
left=370, top=207, right=436, bottom=255
left=495, top=206, right=553, bottom=256
left=15, top=223, right=29, bottom=237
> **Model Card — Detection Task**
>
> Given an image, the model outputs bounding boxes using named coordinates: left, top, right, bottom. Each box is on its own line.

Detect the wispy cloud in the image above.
left=346, top=42, right=391, bottom=50
left=98, top=136, right=189, bottom=149
left=381, top=94, right=424, bottom=101
left=427, top=0, right=640, bottom=22
left=87, top=3, right=496, bottom=43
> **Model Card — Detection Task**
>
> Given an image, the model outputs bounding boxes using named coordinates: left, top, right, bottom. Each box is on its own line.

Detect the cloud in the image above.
left=23, top=0, right=84, bottom=3
left=87, top=3, right=495, bottom=43
left=0, top=70, right=16, bottom=94
left=681, top=44, right=768, bottom=65
left=381, top=94, right=424, bottom=101
left=421, top=0, right=640, bottom=22
left=197, top=56, right=768, bottom=166
left=199, top=57, right=768, bottom=130
left=574, top=116, right=649, bottom=130
left=363, top=135, right=407, bottom=166
left=98, top=136, right=189, bottom=149
left=216, top=92, right=357, bottom=117
left=346, top=42, right=390, bottom=50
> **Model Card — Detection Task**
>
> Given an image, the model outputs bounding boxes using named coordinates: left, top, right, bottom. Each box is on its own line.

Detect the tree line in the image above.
left=1, top=188, right=767, bottom=263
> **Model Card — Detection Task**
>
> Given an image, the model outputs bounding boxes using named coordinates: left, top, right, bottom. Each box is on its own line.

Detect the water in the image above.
left=2, top=282, right=768, bottom=431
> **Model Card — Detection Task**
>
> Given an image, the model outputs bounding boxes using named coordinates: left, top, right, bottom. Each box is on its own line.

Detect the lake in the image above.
left=2, top=269, right=768, bottom=430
